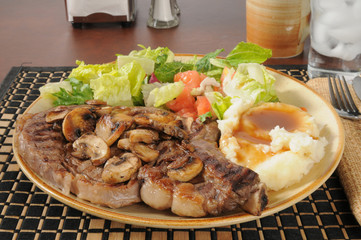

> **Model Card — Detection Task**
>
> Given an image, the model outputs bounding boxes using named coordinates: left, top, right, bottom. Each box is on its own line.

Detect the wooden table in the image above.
left=0, top=0, right=309, bottom=85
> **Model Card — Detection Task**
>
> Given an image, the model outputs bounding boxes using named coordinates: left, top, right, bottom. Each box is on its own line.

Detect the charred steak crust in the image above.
left=15, top=110, right=73, bottom=194
left=15, top=104, right=268, bottom=216
left=191, top=139, right=268, bottom=216
left=15, top=106, right=141, bottom=208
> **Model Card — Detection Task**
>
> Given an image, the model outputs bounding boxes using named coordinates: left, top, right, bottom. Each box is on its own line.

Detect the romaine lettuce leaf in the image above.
left=129, top=44, right=175, bottom=68
left=118, top=61, right=146, bottom=97
left=142, top=82, right=184, bottom=107
left=68, top=61, right=117, bottom=84
left=90, top=71, right=133, bottom=106
left=205, top=92, right=233, bottom=120
left=117, top=55, right=155, bottom=75
left=222, top=63, right=278, bottom=104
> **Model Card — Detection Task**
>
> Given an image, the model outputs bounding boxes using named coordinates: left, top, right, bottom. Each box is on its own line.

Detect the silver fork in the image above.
left=328, top=75, right=361, bottom=119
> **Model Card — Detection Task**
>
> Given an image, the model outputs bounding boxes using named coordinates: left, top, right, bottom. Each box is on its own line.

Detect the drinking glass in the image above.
left=307, top=0, right=361, bottom=80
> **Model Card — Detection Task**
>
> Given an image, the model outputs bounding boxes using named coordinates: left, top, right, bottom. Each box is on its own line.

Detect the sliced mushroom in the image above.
left=46, top=107, right=70, bottom=123
left=167, top=156, right=203, bottom=182
left=159, top=132, right=172, bottom=140
left=133, top=112, right=188, bottom=139
left=110, top=144, right=124, bottom=157
left=127, top=129, right=159, bottom=144
left=117, top=138, right=131, bottom=151
left=102, top=153, right=142, bottom=184
left=72, top=133, right=110, bottom=166
left=62, top=107, right=96, bottom=142
left=85, top=99, right=107, bottom=106
left=93, top=106, right=113, bottom=118
left=131, top=143, right=159, bottom=162
left=95, top=111, right=134, bottom=146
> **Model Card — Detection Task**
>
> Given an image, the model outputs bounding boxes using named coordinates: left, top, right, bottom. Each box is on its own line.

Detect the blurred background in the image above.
left=0, top=0, right=309, bottom=84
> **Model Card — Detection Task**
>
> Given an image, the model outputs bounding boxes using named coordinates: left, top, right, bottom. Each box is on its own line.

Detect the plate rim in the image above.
left=12, top=59, right=345, bottom=229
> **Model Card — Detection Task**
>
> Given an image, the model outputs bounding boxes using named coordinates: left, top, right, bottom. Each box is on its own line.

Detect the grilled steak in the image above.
left=191, top=139, right=267, bottom=216
left=138, top=138, right=267, bottom=217
left=15, top=107, right=140, bottom=208
left=15, top=104, right=268, bottom=216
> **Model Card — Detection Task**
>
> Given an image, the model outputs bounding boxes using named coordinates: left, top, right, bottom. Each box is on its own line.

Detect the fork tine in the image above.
left=328, top=75, right=361, bottom=119
left=336, top=75, right=353, bottom=112
left=340, top=75, right=360, bottom=114
left=328, top=76, right=339, bottom=109
left=330, top=76, right=347, bottom=111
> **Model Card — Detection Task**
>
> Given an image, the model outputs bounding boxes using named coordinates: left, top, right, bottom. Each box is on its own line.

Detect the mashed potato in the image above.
left=218, top=101, right=328, bottom=191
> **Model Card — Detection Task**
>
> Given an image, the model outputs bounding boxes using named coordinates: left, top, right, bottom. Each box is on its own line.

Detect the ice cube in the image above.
left=346, top=42, right=361, bottom=60
left=353, top=0, right=361, bottom=20
left=318, top=9, right=351, bottom=27
left=318, top=0, right=347, bottom=10
left=328, top=24, right=361, bottom=44
left=312, top=41, right=333, bottom=57
left=339, top=42, right=361, bottom=61
left=312, top=21, right=329, bottom=44
left=317, top=41, right=361, bottom=61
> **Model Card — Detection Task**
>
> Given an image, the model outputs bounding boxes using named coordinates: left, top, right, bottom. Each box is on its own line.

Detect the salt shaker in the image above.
left=147, top=0, right=179, bottom=29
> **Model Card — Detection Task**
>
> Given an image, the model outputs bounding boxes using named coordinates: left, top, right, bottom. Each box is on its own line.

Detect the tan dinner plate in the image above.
left=12, top=56, right=345, bottom=229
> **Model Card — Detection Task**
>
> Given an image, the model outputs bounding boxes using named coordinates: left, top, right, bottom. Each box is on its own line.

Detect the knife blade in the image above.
left=352, top=76, right=361, bottom=101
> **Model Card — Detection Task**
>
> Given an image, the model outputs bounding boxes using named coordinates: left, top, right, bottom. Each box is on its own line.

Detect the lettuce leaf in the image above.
left=90, top=71, right=133, bottom=106
left=154, top=61, right=193, bottom=83
left=68, top=61, right=117, bottom=84
left=128, top=44, right=175, bottom=68
left=118, top=61, right=146, bottom=97
left=88, top=61, right=146, bottom=106
left=196, top=49, right=224, bottom=72
left=198, top=111, right=213, bottom=122
left=222, top=63, right=278, bottom=104
left=117, top=55, right=155, bottom=75
left=142, top=82, right=184, bottom=107
left=205, top=62, right=278, bottom=119
left=209, top=42, right=272, bottom=69
left=226, top=42, right=272, bottom=66
left=52, top=78, right=93, bottom=106
left=205, top=92, right=233, bottom=120
left=39, top=80, right=72, bottom=100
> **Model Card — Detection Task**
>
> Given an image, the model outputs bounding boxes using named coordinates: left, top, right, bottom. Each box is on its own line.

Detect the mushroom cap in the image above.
left=72, top=133, right=111, bottom=166
left=95, top=111, right=134, bottom=146
left=62, top=107, right=96, bottom=142
left=45, top=106, right=70, bottom=123
left=102, top=153, right=142, bottom=184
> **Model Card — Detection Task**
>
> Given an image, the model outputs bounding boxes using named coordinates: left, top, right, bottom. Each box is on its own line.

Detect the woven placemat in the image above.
left=307, top=77, right=361, bottom=226
left=0, top=66, right=360, bottom=240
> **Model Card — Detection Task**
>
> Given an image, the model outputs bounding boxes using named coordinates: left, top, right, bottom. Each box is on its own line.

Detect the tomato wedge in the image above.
left=167, top=70, right=211, bottom=119
left=195, top=96, right=211, bottom=116
left=174, top=70, right=206, bottom=89
left=166, top=87, right=195, bottom=113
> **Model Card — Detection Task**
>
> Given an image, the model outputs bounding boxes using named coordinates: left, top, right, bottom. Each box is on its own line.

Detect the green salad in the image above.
left=39, top=42, right=277, bottom=121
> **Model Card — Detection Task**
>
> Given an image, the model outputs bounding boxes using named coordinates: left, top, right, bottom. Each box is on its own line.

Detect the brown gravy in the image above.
left=233, top=103, right=303, bottom=145
left=233, top=131, right=271, bottom=145
left=245, top=108, right=300, bottom=132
